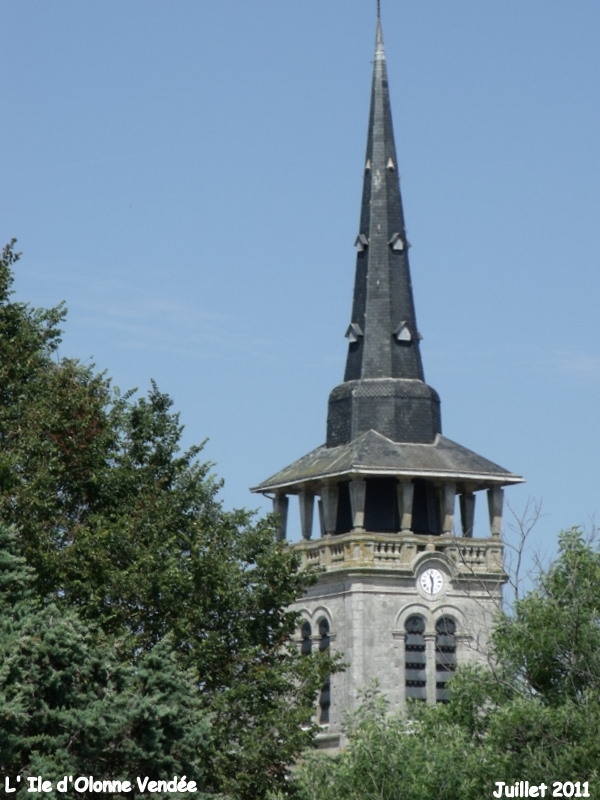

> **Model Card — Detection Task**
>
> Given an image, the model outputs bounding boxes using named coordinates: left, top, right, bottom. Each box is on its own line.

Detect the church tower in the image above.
left=252, top=10, right=522, bottom=749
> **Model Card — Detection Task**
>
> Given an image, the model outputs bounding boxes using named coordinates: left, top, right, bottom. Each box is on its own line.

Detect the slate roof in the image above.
left=343, top=18, right=425, bottom=386
left=252, top=430, right=523, bottom=494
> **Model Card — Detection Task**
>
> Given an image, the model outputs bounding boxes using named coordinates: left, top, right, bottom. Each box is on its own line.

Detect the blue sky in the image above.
left=2, top=1, right=600, bottom=580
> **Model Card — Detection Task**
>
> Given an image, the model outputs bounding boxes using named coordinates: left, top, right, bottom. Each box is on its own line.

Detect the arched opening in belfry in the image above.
left=411, top=479, right=441, bottom=535
left=364, top=477, right=399, bottom=532
left=334, top=481, right=352, bottom=534
left=330, top=477, right=445, bottom=535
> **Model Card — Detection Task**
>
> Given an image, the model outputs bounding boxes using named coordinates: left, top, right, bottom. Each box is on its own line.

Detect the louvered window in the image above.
left=435, top=616, right=456, bottom=703
left=301, top=620, right=312, bottom=655
left=318, top=618, right=331, bottom=723
left=405, top=614, right=426, bottom=701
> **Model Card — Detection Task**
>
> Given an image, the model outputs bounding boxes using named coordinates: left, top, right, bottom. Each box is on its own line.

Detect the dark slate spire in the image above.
left=326, top=16, right=441, bottom=446
left=345, top=17, right=423, bottom=383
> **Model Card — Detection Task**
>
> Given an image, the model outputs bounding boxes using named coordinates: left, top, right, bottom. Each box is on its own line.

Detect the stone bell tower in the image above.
left=252, top=9, right=522, bottom=749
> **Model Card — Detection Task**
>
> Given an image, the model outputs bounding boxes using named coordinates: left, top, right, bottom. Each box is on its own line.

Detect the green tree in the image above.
left=0, top=525, right=210, bottom=799
left=293, top=688, right=481, bottom=800
left=0, top=242, right=334, bottom=799
left=291, top=529, right=600, bottom=800
left=493, top=527, right=600, bottom=702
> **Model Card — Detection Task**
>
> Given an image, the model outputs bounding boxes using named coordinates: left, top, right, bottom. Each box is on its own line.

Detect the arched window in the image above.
left=435, top=616, right=456, bottom=703
left=318, top=618, right=330, bottom=651
left=404, top=614, right=426, bottom=701
left=301, top=620, right=312, bottom=655
left=317, top=618, right=331, bottom=723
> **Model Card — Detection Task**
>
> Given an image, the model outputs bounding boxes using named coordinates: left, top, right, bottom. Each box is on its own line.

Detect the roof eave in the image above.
left=252, top=468, right=524, bottom=495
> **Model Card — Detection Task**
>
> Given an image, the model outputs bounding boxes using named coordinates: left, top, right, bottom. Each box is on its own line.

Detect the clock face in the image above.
left=419, top=568, right=444, bottom=595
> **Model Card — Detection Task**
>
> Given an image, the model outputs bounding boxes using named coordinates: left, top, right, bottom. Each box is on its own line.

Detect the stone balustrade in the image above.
left=292, top=531, right=504, bottom=576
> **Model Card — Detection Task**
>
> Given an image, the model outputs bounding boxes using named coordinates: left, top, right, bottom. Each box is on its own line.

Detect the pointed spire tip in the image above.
left=375, top=3, right=385, bottom=61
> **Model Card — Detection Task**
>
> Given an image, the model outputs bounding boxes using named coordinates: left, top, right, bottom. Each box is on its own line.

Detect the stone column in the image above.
left=299, top=490, right=314, bottom=541
left=317, top=498, right=326, bottom=538
left=424, top=633, right=437, bottom=704
left=487, top=487, right=504, bottom=537
left=272, top=493, right=289, bottom=541
left=321, top=484, right=339, bottom=536
left=349, top=479, right=367, bottom=531
left=392, top=631, right=407, bottom=711
left=397, top=480, right=414, bottom=533
left=441, top=483, right=456, bottom=535
left=459, top=491, right=475, bottom=538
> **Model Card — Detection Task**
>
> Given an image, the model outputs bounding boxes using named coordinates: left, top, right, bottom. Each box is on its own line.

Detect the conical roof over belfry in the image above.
left=253, top=12, right=521, bottom=528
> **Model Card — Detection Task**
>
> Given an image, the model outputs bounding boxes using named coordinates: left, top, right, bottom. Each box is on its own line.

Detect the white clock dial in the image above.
left=419, top=568, right=444, bottom=595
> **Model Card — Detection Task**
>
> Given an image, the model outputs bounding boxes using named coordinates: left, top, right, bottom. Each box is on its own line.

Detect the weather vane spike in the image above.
left=377, top=0, right=381, bottom=19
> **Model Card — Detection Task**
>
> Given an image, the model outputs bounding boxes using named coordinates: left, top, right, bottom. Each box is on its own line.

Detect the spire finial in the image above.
left=375, top=2, right=385, bottom=61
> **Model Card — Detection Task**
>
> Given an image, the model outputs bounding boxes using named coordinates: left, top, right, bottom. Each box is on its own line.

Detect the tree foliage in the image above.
left=291, top=529, right=600, bottom=800
left=0, top=525, right=210, bottom=799
left=0, top=242, right=334, bottom=798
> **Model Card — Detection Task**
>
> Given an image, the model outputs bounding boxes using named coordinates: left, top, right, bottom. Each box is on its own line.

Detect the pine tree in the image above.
left=0, top=525, right=211, bottom=798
